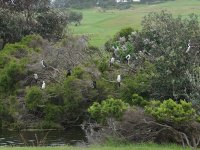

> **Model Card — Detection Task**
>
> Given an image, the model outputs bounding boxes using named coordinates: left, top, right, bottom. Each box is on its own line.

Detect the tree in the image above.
left=68, top=11, right=83, bottom=25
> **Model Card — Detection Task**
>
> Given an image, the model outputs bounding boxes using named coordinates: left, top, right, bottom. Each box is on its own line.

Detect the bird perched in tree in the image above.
left=110, top=57, right=115, bottom=66
left=11, top=0, right=15, bottom=5
left=126, top=54, right=131, bottom=64
left=117, top=75, right=121, bottom=87
left=33, top=73, right=38, bottom=83
left=186, top=40, right=191, bottom=53
left=112, top=46, right=119, bottom=57
left=92, top=80, right=97, bottom=89
left=41, top=60, right=47, bottom=68
left=66, top=69, right=72, bottom=77
left=42, top=81, right=46, bottom=89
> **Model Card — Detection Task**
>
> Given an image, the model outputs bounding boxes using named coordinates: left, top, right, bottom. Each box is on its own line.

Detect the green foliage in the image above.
left=121, top=61, right=155, bottom=101
left=88, top=98, right=129, bottom=123
left=44, top=104, right=63, bottom=122
left=68, top=11, right=83, bottom=25
left=0, top=62, right=23, bottom=94
left=145, top=99, right=196, bottom=123
left=97, top=58, right=109, bottom=73
left=130, top=94, right=149, bottom=107
left=72, top=66, right=85, bottom=79
left=25, top=86, right=43, bottom=110
left=114, top=27, right=134, bottom=41
left=36, top=10, right=68, bottom=39
left=63, top=76, right=83, bottom=110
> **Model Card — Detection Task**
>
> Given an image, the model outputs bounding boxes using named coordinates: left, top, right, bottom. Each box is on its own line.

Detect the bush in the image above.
left=130, top=94, right=148, bottom=107
left=114, top=27, right=134, bottom=41
left=44, top=104, right=63, bottom=122
left=63, top=76, right=83, bottom=110
left=25, top=86, right=43, bottom=110
left=145, top=99, right=196, bottom=123
left=97, top=58, right=109, bottom=73
left=0, top=62, right=23, bottom=94
left=88, top=98, right=129, bottom=123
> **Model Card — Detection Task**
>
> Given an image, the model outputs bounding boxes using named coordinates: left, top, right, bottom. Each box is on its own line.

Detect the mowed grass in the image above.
left=69, top=0, right=200, bottom=47
left=0, top=144, right=192, bottom=150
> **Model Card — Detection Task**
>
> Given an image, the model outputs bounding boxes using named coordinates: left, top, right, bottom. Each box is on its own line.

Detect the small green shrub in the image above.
left=114, top=27, right=134, bottom=41
left=88, top=98, right=129, bottom=123
left=72, top=66, right=84, bottom=79
left=25, top=86, right=43, bottom=110
left=44, top=104, right=63, bottom=122
left=145, top=99, right=196, bottom=123
left=63, top=76, right=83, bottom=110
left=130, top=94, right=148, bottom=107
left=98, top=58, right=109, bottom=73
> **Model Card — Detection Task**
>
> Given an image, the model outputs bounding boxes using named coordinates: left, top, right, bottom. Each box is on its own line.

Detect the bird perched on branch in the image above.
left=110, top=57, right=115, bottom=66
left=66, top=69, right=72, bottom=77
left=126, top=54, right=131, bottom=64
left=117, top=75, right=121, bottom=87
left=33, top=73, right=38, bottom=83
left=42, top=81, right=46, bottom=89
left=41, top=60, right=47, bottom=68
left=186, top=40, right=191, bottom=53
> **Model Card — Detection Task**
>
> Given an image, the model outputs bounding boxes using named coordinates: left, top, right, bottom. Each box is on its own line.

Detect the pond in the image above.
left=0, top=127, right=86, bottom=146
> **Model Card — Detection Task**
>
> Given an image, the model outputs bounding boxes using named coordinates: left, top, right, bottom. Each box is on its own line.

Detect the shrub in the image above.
left=44, top=104, right=63, bottom=122
left=0, top=62, right=23, bottom=94
left=25, top=86, right=43, bottom=110
left=88, top=98, right=129, bottom=123
left=145, top=99, right=196, bottom=123
left=130, top=94, right=149, bottom=107
left=97, top=58, right=109, bottom=73
left=63, top=76, right=83, bottom=110
left=114, top=27, right=134, bottom=41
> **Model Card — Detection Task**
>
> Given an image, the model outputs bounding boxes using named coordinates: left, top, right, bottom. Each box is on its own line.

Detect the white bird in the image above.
left=33, top=73, right=38, bottom=83
left=11, top=0, right=15, bottom=5
left=117, top=75, right=121, bottom=87
left=122, top=45, right=127, bottom=51
left=34, top=73, right=38, bottom=80
left=186, top=40, right=191, bottom=53
left=110, top=57, right=115, bottom=66
left=42, top=81, right=46, bottom=89
left=41, top=60, right=46, bottom=68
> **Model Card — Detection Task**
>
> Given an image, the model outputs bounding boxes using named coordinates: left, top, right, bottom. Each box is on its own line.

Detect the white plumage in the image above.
left=110, top=57, right=115, bottom=64
left=33, top=73, right=38, bottom=80
left=42, top=81, right=46, bottom=89
left=126, top=54, right=131, bottom=60
left=41, top=60, right=46, bottom=68
left=117, top=75, right=121, bottom=83
left=186, top=40, right=191, bottom=53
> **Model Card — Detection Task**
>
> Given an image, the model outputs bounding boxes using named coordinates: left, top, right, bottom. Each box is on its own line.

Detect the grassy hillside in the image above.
left=69, top=0, right=200, bottom=47
left=0, top=144, right=191, bottom=150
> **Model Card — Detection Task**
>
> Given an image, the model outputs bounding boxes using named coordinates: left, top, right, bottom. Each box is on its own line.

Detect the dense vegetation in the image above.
left=1, top=0, right=200, bottom=149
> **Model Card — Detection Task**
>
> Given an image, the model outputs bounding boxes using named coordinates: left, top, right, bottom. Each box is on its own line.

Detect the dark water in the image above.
left=0, top=127, right=86, bottom=146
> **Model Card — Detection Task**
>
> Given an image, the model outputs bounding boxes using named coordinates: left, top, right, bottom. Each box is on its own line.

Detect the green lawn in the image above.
left=0, top=144, right=192, bottom=150
left=69, top=0, right=200, bottom=47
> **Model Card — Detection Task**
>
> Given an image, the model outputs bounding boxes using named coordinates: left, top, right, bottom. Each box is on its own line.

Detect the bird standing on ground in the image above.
left=117, top=75, right=121, bottom=87
left=42, top=81, right=46, bottom=89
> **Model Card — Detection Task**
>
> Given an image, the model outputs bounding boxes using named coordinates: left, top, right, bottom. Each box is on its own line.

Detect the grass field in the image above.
left=69, top=0, right=200, bottom=47
left=0, top=144, right=192, bottom=150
